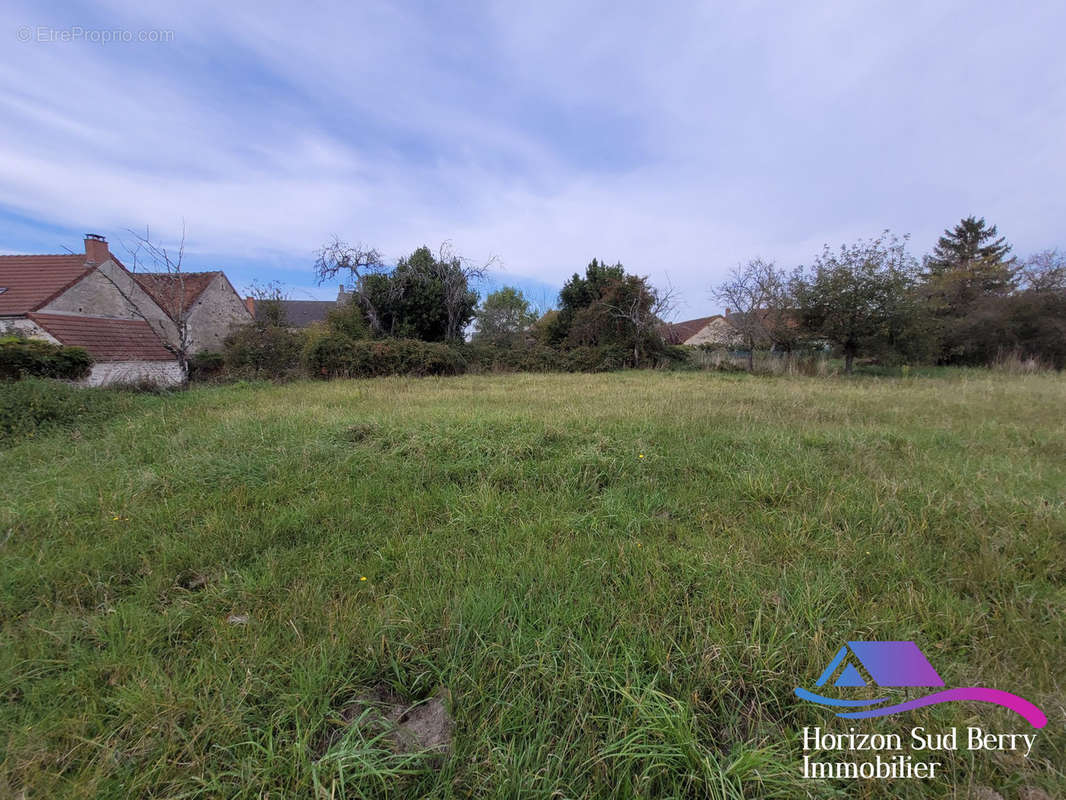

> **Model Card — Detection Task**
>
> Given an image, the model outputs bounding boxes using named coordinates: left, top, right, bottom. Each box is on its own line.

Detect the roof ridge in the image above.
left=135, top=270, right=222, bottom=276
left=0, top=253, right=86, bottom=258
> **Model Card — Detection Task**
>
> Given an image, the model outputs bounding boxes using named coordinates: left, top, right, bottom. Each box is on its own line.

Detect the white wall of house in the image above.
left=43, top=260, right=179, bottom=344
left=85, top=360, right=184, bottom=387
left=0, top=317, right=60, bottom=342
left=186, top=274, right=252, bottom=353
left=685, top=318, right=740, bottom=346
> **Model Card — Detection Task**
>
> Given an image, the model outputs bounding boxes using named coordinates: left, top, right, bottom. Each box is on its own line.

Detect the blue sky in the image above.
left=3, top=1, right=1064, bottom=318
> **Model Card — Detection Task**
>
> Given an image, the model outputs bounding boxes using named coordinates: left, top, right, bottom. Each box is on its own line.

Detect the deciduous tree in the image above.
left=794, top=232, right=918, bottom=374
left=473, top=287, right=537, bottom=347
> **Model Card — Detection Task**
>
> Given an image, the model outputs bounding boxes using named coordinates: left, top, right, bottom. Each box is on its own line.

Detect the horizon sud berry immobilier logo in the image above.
left=794, top=641, right=1046, bottom=726
left=792, top=641, right=1048, bottom=780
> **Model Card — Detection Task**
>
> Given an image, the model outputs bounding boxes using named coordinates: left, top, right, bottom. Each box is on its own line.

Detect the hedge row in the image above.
left=0, top=336, right=93, bottom=381
left=304, top=336, right=466, bottom=378
left=300, top=335, right=664, bottom=379
left=460, top=343, right=642, bottom=373
left=212, top=321, right=691, bottom=382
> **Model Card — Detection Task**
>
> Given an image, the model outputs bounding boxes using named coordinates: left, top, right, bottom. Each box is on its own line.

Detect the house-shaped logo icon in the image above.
left=794, top=639, right=1046, bottom=728
left=815, top=641, right=944, bottom=689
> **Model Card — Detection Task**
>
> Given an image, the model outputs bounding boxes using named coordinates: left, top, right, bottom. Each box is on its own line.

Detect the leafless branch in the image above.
left=313, top=236, right=390, bottom=334
left=433, top=241, right=497, bottom=342
left=90, top=224, right=195, bottom=381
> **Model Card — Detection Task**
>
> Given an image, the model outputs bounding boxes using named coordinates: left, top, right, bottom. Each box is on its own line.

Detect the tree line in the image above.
left=218, top=215, right=1063, bottom=380
left=714, top=217, right=1065, bottom=372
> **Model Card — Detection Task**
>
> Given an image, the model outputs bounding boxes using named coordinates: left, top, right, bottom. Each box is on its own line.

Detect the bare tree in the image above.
left=433, top=241, right=497, bottom=342
left=245, top=279, right=289, bottom=328
left=1019, top=249, right=1066, bottom=293
left=312, top=237, right=390, bottom=334
left=712, top=258, right=777, bottom=370
left=90, top=224, right=197, bottom=382
left=123, top=226, right=198, bottom=376
left=759, top=264, right=803, bottom=360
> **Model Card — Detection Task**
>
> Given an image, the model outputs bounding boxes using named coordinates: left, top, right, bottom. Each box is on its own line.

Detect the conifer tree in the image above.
left=924, top=216, right=1016, bottom=302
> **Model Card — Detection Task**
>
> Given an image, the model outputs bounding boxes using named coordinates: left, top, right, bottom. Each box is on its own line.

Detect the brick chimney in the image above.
left=84, top=233, right=109, bottom=265
left=244, top=297, right=256, bottom=315
left=724, top=307, right=731, bottom=316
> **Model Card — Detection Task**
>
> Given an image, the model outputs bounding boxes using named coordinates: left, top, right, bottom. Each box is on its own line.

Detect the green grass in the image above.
left=1, top=371, right=1063, bottom=798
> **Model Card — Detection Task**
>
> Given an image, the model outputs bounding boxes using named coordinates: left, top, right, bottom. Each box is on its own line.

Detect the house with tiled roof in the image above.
left=664, top=308, right=804, bottom=351
left=131, top=270, right=250, bottom=353
left=0, top=234, right=248, bottom=385
left=243, top=286, right=349, bottom=330
left=663, top=312, right=743, bottom=347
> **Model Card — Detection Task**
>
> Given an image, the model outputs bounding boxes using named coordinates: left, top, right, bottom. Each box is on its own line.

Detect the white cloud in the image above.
left=1, top=0, right=1063, bottom=315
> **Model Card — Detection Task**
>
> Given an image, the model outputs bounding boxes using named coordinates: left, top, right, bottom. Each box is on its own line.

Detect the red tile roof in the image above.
left=662, top=315, right=726, bottom=344
left=131, top=272, right=218, bottom=317
left=27, top=312, right=175, bottom=361
left=0, top=254, right=93, bottom=314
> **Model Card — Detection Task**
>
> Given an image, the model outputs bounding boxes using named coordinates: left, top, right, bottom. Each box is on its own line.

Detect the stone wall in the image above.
left=185, top=274, right=253, bottom=353
left=42, top=260, right=178, bottom=345
left=85, top=360, right=185, bottom=387
left=0, top=317, right=59, bottom=342
left=684, top=317, right=741, bottom=347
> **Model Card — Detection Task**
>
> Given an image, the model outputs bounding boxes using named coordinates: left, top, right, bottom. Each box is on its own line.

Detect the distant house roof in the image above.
left=662, top=315, right=727, bottom=344
left=0, top=254, right=92, bottom=315
left=131, top=272, right=218, bottom=317
left=27, top=312, right=175, bottom=361
left=255, top=299, right=337, bottom=328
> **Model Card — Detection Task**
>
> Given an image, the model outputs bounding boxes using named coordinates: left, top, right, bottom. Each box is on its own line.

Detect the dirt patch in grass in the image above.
left=321, top=685, right=454, bottom=761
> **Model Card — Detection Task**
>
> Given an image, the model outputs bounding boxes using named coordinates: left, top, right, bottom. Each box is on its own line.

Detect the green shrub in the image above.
left=563, top=345, right=631, bottom=372
left=323, top=302, right=371, bottom=340
left=462, top=343, right=669, bottom=374
left=461, top=343, right=566, bottom=373
left=0, top=336, right=93, bottom=381
left=0, top=378, right=129, bottom=445
left=187, top=350, right=225, bottom=381
left=223, top=324, right=305, bottom=379
left=658, top=345, right=693, bottom=368
left=303, top=335, right=466, bottom=378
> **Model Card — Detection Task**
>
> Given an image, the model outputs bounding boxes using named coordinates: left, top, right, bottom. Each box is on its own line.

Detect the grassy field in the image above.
left=1, top=371, right=1063, bottom=799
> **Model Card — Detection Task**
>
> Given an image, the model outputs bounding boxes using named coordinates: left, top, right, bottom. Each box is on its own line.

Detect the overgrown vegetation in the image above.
left=715, top=218, right=1066, bottom=373
left=207, top=216, right=1061, bottom=385
left=1, top=372, right=1063, bottom=798
left=0, top=378, right=133, bottom=444
left=0, top=335, right=93, bottom=381
left=304, top=337, right=466, bottom=378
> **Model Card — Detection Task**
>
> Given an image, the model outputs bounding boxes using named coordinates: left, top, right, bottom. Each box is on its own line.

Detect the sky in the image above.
left=2, top=1, right=1064, bottom=318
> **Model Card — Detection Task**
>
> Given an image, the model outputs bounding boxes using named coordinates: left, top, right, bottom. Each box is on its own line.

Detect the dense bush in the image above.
left=187, top=350, right=225, bottom=381
left=0, top=378, right=129, bottom=445
left=0, top=336, right=93, bottom=381
left=462, top=343, right=565, bottom=373
left=303, top=335, right=466, bottom=378
left=222, top=323, right=304, bottom=379
left=460, top=343, right=687, bottom=374
left=322, top=302, right=371, bottom=341
left=563, top=345, right=633, bottom=372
